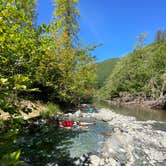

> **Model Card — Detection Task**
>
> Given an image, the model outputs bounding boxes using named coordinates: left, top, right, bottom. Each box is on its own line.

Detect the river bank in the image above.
left=106, top=95, right=166, bottom=110
left=74, top=108, right=166, bottom=166
left=0, top=100, right=57, bottom=120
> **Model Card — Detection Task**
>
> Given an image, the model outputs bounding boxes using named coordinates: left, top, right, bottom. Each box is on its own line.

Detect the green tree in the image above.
left=35, top=0, right=96, bottom=104
left=155, top=29, right=166, bottom=42
left=0, top=0, right=39, bottom=115
left=53, top=0, right=79, bottom=48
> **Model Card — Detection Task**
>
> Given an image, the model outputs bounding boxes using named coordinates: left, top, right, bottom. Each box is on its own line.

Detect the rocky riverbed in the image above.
left=74, top=108, right=166, bottom=166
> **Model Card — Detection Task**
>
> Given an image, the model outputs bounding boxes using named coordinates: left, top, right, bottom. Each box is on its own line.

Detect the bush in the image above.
left=40, top=103, right=60, bottom=118
left=0, top=150, right=21, bottom=166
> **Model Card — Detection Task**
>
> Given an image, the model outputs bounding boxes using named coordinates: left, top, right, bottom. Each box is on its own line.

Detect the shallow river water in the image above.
left=1, top=102, right=166, bottom=166
left=94, top=101, right=166, bottom=122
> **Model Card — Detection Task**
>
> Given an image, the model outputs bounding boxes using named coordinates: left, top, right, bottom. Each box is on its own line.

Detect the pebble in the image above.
left=89, top=155, right=101, bottom=166
left=160, top=140, right=166, bottom=148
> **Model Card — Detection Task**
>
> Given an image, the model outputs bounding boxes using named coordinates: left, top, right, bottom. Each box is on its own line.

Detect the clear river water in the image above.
left=1, top=102, right=166, bottom=166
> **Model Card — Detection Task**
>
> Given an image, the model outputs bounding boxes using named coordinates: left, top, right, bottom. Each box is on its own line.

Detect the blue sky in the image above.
left=37, top=0, right=166, bottom=62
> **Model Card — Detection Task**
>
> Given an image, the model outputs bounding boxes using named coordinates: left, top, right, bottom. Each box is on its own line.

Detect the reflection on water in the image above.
left=94, top=101, right=166, bottom=122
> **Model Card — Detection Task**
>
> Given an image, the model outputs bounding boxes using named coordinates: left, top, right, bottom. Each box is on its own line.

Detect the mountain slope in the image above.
left=100, top=41, right=166, bottom=100
left=96, top=58, right=119, bottom=88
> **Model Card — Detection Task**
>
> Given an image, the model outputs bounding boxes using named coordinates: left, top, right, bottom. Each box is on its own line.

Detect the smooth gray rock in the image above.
left=73, top=110, right=82, bottom=117
left=89, top=155, right=101, bottom=166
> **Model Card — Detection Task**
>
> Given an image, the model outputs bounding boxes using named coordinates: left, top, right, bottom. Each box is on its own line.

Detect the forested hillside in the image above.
left=99, top=39, right=166, bottom=101
left=96, top=58, right=118, bottom=88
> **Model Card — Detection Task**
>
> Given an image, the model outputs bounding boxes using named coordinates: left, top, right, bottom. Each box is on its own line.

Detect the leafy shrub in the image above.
left=40, top=103, right=60, bottom=118
left=0, top=150, right=21, bottom=166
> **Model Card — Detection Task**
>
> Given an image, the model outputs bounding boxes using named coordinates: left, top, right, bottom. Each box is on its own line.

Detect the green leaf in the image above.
left=13, top=84, right=27, bottom=90
left=0, top=150, right=21, bottom=166
left=0, top=78, right=8, bottom=84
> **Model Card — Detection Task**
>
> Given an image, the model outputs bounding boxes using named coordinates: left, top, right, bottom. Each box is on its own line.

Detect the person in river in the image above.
left=57, top=119, right=95, bottom=129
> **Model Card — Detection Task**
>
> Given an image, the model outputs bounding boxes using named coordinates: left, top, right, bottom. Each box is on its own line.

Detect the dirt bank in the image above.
left=0, top=100, right=48, bottom=120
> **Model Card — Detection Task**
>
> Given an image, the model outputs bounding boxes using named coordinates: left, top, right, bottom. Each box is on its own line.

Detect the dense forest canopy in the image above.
left=98, top=33, right=166, bottom=101
left=0, top=0, right=97, bottom=115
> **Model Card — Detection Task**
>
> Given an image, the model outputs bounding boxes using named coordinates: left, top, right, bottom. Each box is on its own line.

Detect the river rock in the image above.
left=160, top=140, right=166, bottom=148
left=72, top=108, right=166, bottom=166
left=150, top=96, right=166, bottom=109
left=106, top=157, right=118, bottom=166
left=66, top=113, right=73, bottom=117
left=80, top=104, right=90, bottom=107
left=89, top=155, right=101, bottom=166
left=74, top=154, right=90, bottom=166
left=99, top=158, right=105, bottom=166
left=93, top=109, right=113, bottom=122
left=72, top=110, right=82, bottom=117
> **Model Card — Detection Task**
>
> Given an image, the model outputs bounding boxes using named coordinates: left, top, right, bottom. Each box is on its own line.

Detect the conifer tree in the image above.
left=53, top=0, right=79, bottom=48
left=35, top=0, right=96, bottom=104
left=155, top=30, right=166, bottom=42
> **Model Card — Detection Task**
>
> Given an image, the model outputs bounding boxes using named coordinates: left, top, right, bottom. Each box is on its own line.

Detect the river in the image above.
left=0, top=102, right=166, bottom=166
left=94, top=101, right=166, bottom=122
